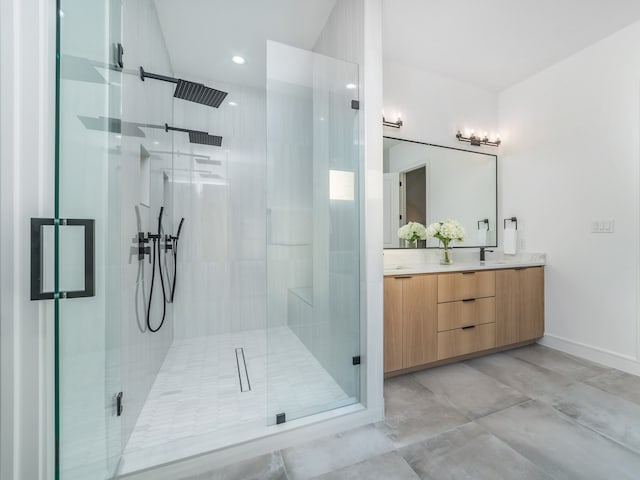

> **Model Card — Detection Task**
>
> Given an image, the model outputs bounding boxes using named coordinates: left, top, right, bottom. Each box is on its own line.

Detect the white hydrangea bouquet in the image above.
left=426, top=219, right=465, bottom=264
left=397, top=221, right=427, bottom=248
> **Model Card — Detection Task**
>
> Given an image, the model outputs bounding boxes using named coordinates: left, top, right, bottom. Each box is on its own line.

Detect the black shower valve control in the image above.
left=137, top=232, right=151, bottom=262
left=164, top=235, right=173, bottom=251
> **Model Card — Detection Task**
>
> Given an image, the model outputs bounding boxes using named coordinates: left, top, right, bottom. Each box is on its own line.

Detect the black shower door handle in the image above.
left=30, top=218, right=95, bottom=300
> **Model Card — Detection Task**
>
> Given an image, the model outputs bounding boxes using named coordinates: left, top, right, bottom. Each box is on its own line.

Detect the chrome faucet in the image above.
left=480, top=247, right=494, bottom=262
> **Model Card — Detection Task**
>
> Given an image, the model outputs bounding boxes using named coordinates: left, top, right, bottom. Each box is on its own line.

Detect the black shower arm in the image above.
left=164, top=124, right=207, bottom=136
left=140, top=66, right=179, bottom=84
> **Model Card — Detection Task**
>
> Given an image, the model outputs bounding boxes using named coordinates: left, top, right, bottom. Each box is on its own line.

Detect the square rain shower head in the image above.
left=175, top=79, right=228, bottom=108
left=189, top=131, right=223, bottom=147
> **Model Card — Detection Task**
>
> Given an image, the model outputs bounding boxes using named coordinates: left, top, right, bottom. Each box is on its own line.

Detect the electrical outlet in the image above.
left=591, top=219, right=615, bottom=233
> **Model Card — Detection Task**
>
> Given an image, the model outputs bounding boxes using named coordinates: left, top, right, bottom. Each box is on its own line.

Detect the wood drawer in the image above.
left=437, top=323, right=496, bottom=360
left=438, top=297, right=495, bottom=332
left=438, top=271, right=495, bottom=303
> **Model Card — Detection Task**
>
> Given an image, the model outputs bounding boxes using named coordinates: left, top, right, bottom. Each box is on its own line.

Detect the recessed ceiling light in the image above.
left=228, top=101, right=238, bottom=106
left=232, top=56, right=246, bottom=65
left=346, top=83, right=357, bottom=89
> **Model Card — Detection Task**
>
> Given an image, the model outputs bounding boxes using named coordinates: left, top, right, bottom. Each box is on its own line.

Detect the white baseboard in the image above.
left=118, top=404, right=384, bottom=480
left=539, top=334, right=640, bottom=376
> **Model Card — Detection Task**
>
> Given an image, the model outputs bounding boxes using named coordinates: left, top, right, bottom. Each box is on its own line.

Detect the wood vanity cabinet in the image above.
left=383, top=274, right=438, bottom=372
left=384, top=266, right=544, bottom=375
left=496, top=266, right=544, bottom=346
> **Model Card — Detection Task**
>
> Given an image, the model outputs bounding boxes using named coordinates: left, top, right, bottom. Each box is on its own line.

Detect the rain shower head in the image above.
left=140, top=67, right=228, bottom=108
left=165, top=124, right=223, bottom=147
left=188, top=130, right=223, bottom=146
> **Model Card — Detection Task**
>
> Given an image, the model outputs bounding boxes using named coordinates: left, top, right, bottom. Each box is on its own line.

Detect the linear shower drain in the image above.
left=235, top=347, right=251, bottom=392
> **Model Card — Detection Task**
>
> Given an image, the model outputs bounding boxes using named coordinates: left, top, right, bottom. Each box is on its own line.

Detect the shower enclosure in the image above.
left=48, top=1, right=362, bottom=478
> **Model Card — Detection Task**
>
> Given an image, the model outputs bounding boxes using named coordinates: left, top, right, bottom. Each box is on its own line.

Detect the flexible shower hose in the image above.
left=147, top=207, right=167, bottom=333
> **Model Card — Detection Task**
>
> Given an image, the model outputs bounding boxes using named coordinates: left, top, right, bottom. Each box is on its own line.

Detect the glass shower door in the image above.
left=266, top=41, right=361, bottom=425
left=55, top=1, right=123, bottom=478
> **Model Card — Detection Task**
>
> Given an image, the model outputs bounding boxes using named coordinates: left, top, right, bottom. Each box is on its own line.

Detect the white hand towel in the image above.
left=477, top=228, right=487, bottom=246
left=504, top=227, right=517, bottom=255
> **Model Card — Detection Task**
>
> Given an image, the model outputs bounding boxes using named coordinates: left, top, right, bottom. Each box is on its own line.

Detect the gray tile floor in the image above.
left=178, top=344, right=640, bottom=480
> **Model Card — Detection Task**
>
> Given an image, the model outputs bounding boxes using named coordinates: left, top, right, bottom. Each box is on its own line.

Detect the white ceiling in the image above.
left=383, top=0, right=640, bottom=92
left=153, top=0, right=337, bottom=87
left=153, top=1, right=640, bottom=93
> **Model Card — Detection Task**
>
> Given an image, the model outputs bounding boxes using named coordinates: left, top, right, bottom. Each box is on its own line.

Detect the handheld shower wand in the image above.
left=169, top=217, right=184, bottom=303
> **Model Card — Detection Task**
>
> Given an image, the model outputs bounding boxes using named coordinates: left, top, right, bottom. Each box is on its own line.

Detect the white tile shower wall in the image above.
left=499, top=19, right=640, bottom=365
left=171, top=78, right=268, bottom=339
left=120, top=0, right=175, bottom=449
left=266, top=58, right=314, bottom=334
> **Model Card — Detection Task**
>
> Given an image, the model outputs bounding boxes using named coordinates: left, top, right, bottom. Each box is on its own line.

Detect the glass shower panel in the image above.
left=56, top=0, right=123, bottom=478
left=266, top=41, right=360, bottom=425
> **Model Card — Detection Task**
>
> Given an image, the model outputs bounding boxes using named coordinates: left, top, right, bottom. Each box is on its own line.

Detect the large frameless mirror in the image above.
left=383, top=136, right=497, bottom=249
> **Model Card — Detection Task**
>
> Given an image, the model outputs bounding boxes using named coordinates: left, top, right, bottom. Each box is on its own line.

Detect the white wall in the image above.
left=171, top=77, right=268, bottom=338
left=384, top=60, right=498, bottom=148
left=0, top=0, right=56, bottom=479
left=266, top=43, right=314, bottom=337
left=499, top=20, right=640, bottom=371
left=120, top=0, right=175, bottom=451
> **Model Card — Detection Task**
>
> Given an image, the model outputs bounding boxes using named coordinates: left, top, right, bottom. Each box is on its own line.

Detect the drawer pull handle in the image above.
left=462, top=272, right=476, bottom=275
left=462, top=298, right=476, bottom=302
left=394, top=276, right=412, bottom=279
left=462, top=325, right=476, bottom=330
left=514, top=267, right=526, bottom=271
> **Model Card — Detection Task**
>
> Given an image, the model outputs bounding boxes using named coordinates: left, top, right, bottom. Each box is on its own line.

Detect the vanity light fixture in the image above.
left=456, top=129, right=501, bottom=147
left=383, top=113, right=403, bottom=129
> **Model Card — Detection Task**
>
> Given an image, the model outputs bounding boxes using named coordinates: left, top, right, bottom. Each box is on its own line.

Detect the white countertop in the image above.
left=383, top=251, right=546, bottom=276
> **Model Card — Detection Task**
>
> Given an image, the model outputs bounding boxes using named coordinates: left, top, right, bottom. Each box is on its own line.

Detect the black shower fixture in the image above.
left=139, top=67, right=228, bottom=108
left=167, top=217, right=184, bottom=303
left=165, top=124, right=223, bottom=147
left=146, top=207, right=167, bottom=333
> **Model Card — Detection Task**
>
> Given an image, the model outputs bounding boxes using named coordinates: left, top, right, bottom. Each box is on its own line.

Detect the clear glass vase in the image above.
left=406, top=239, right=417, bottom=248
left=440, top=246, right=452, bottom=265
